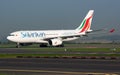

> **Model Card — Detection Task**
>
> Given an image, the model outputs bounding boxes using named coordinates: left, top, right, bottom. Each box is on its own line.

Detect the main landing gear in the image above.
left=39, top=44, right=48, bottom=47
left=16, top=43, right=20, bottom=48
left=39, top=44, right=64, bottom=47
left=56, top=44, right=64, bottom=47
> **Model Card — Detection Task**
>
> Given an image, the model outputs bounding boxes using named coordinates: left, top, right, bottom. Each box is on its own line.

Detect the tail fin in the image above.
left=76, top=10, right=94, bottom=33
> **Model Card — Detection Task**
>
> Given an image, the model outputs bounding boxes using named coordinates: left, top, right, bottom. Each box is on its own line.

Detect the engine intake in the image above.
left=48, top=39, right=62, bottom=46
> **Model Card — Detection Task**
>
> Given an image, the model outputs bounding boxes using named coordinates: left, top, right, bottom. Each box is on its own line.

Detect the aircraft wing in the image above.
left=42, top=33, right=86, bottom=40
left=86, top=28, right=115, bottom=35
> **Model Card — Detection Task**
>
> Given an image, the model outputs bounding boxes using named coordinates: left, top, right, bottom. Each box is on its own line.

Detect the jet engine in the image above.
left=48, top=38, right=62, bottom=46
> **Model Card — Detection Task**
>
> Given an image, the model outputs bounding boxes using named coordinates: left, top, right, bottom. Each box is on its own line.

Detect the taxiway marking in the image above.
left=0, top=69, right=118, bottom=75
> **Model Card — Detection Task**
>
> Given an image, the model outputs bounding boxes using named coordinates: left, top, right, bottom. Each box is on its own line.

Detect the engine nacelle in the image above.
left=48, top=39, right=62, bottom=46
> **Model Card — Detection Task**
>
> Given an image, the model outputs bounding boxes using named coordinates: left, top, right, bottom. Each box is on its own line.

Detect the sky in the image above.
left=0, top=0, right=120, bottom=42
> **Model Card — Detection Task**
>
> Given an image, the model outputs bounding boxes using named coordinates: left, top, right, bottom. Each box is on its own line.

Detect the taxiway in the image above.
left=0, top=58, right=119, bottom=75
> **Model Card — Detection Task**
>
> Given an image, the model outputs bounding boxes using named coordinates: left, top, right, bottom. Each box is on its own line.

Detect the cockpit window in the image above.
left=10, top=34, right=18, bottom=36
left=10, top=34, right=15, bottom=36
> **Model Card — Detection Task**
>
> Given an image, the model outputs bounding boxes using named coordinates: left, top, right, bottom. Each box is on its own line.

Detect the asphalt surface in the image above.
left=0, top=58, right=120, bottom=75
left=0, top=48, right=120, bottom=75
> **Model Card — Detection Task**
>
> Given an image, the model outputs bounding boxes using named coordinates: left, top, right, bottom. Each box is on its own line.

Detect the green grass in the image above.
left=0, top=73, right=7, bottom=75
left=0, top=43, right=120, bottom=58
left=0, top=53, right=120, bottom=58
left=11, top=47, right=120, bottom=52
left=1, top=43, right=120, bottom=52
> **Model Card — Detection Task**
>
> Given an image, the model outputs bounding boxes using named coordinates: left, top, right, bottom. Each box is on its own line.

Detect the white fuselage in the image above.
left=7, top=30, right=85, bottom=43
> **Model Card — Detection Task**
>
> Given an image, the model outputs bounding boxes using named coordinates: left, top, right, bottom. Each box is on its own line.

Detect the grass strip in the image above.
left=0, top=54, right=120, bottom=58
left=25, top=48, right=120, bottom=52
left=2, top=47, right=120, bottom=52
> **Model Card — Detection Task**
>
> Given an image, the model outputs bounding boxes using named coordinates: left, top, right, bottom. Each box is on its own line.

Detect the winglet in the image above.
left=109, top=28, right=115, bottom=33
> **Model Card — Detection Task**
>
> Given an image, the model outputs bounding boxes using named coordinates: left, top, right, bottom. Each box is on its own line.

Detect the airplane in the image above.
left=7, top=10, right=94, bottom=48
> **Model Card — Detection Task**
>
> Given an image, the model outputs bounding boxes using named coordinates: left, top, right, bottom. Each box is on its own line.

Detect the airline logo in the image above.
left=75, top=10, right=94, bottom=33
left=79, top=15, right=93, bottom=32
left=21, top=32, right=46, bottom=38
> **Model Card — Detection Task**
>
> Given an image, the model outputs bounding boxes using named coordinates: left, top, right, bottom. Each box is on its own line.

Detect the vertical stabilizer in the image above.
left=76, top=10, right=94, bottom=33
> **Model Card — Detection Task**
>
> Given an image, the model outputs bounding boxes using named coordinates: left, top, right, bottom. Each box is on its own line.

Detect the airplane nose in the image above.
left=7, top=36, right=15, bottom=42
left=7, top=36, right=18, bottom=42
left=7, top=36, right=11, bottom=40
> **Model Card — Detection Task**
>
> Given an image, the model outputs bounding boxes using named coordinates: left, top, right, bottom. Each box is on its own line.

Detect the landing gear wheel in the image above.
left=56, top=44, right=64, bottom=47
left=60, top=44, right=64, bottom=47
left=16, top=43, right=20, bottom=48
left=39, top=44, right=48, bottom=47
